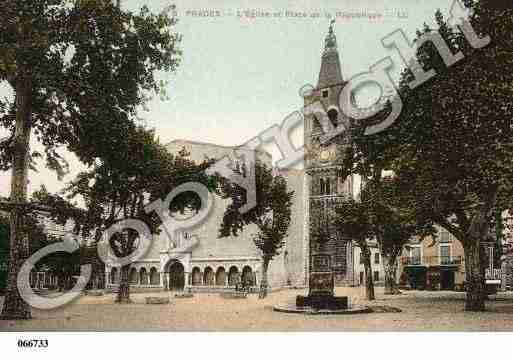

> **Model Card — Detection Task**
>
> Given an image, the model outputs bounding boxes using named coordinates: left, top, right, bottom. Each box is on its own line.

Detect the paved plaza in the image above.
left=2, top=287, right=513, bottom=331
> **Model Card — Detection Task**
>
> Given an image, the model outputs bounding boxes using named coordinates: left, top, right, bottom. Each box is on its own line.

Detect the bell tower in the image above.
left=303, top=20, right=354, bottom=294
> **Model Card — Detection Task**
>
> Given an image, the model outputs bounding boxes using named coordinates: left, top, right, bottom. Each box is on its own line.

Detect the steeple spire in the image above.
left=324, top=19, right=337, bottom=53
left=317, top=20, right=344, bottom=88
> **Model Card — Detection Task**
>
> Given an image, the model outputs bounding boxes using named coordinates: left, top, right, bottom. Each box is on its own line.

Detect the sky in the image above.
left=0, top=0, right=457, bottom=198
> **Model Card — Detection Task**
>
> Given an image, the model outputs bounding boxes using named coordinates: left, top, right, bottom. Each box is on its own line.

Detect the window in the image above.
left=410, top=246, right=421, bottom=265
left=440, top=245, right=451, bottom=265
left=440, top=228, right=453, bottom=243
left=374, top=253, right=380, bottom=264
left=327, top=108, right=338, bottom=127
left=373, top=271, right=380, bottom=282
left=319, top=178, right=331, bottom=195
left=322, top=89, right=329, bottom=98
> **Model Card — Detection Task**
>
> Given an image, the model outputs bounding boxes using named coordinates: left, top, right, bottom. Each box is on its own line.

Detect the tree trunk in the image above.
left=258, top=257, right=270, bottom=299
left=1, top=77, right=33, bottom=320
left=361, top=244, right=375, bottom=301
left=383, top=252, right=401, bottom=295
left=463, top=239, right=486, bottom=311
left=461, top=189, right=497, bottom=312
left=115, top=265, right=131, bottom=304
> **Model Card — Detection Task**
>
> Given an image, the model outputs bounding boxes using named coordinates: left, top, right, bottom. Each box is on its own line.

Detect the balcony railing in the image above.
left=401, top=256, right=463, bottom=266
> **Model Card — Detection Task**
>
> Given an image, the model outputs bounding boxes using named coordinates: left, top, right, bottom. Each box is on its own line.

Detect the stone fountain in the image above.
left=274, top=202, right=371, bottom=314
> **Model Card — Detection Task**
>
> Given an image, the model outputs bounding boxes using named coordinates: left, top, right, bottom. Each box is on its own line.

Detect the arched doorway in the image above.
left=139, top=268, right=148, bottom=285
left=149, top=267, right=160, bottom=286
left=203, top=267, right=214, bottom=286
left=192, top=267, right=202, bottom=286
left=215, top=267, right=227, bottom=286
left=242, top=266, right=254, bottom=287
left=168, top=261, right=185, bottom=291
left=129, top=268, right=138, bottom=284
left=228, top=266, right=239, bottom=286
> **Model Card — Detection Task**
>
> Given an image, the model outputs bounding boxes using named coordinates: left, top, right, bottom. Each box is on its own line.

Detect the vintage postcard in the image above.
left=1, top=0, right=513, bottom=355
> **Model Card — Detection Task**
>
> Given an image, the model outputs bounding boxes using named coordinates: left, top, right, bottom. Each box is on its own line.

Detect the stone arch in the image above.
left=215, top=267, right=227, bottom=286
left=167, top=261, right=185, bottom=291
left=228, top=266, right=240, bottom=286
left=110, top=267, right=118, bottom=284
left=191, top=267, right=202, bottom=286
left=242, top=266, right=255, bottom=286
left=203, top=267, right=214, bottom=286
left=129, top=267, right=138, bottom=284
left=149, top=267, right=160, bottom=286
left=139, top=268, right=148, bottom=285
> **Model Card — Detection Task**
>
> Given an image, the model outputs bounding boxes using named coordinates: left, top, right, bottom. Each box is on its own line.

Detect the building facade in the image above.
left=398, top=226, right=467, bottom=291
left=103, top=24, right=366, bottom=293
left=353, top=241, right=386, bottom=287
left=106, top=140, right=307, bottom=293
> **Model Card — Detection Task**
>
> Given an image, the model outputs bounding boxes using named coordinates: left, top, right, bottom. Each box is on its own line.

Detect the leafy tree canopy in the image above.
left=0, top=0, right=181, bottom=174
left=219, top=161, right=293, bottom=260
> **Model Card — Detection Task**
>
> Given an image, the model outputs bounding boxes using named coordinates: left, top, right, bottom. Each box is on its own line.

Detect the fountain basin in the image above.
left=273, top=295, right=372, bottom=315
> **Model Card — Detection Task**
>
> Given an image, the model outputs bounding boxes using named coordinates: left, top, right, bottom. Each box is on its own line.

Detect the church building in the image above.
left=104, top=24, right=358, bottom=293
left=106, top=141, right=307, bottom=292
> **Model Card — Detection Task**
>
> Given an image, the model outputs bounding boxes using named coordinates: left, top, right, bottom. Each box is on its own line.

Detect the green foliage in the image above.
left=0, top=208, right=60, bottom=288
left=61, top=126, right=215, bottom=258
left=337, top=2, right=513, bottom=308
left=0, top=0, right=181, bottom=172
left=394, top=6, right=513, bottom=242
left=333, top=197, right=374, bottom=269
left=345, top=4, right=513, bottom=246
left=334, top=199, right=373, bottom=244
left=335, top=177, right=434, bottom=257
left=0, top=0, right=182, bottom=316
left=1, top=193, right=101, bottom=290
left=0, top=215, right=8, bottom=249
left=220, top=161, right=294, bottom=261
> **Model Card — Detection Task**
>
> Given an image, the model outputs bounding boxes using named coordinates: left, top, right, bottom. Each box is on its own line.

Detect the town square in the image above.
left=1, top=3, right=513, bottom=356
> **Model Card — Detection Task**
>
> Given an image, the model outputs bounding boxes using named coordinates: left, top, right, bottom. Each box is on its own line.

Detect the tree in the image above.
left=220, top=161, right=293, bottom=299
left=0, top=215, right=9, bottom=294
left=341, top=2, right=513, bottom=310
left=334, top=175, right=433, bottom=297
left=2, top=188, right=85, bottom=292
left=63, top=126, right=214, bottom=303
left=334, top=199, right=375, bottom=300
left=377, top=179, right=436, bottom=294
left=0, top=197, right=59, bottom=291
left=28, top=186, right=108, bottom=292
left=0, top=1, right=181, bottom=319
left=340, top=107, right=434, bottom=295
left=388, top=4, right=513, bottom=310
